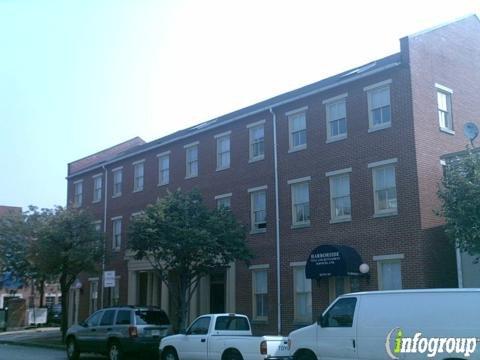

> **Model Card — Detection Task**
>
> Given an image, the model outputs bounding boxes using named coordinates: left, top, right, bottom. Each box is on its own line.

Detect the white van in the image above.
left=288, top=289, right=480, bottom=360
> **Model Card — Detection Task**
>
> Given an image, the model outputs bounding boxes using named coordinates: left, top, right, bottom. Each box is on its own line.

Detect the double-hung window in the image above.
left=185, top=143, right=199, bottom=178
left=93, top=175, right=102, bottom=203
left=252, top=269, right=268, bottom=320
left=366, top=80, right=391, bottom=131
left=73, top=180, right=83, bottom=207
left=248, top=121, right=265, bottom=161
left=287, top=108, right=307, bottom=151
left=369, top=159, right=398, bottom=216
left=289, top=178, right=310, bottom=226
left=249, top=187, right=267, bottom=232
left=215, top=193, right=232, bottom=210
left=436, top=84, right=453, bottom=133
left=112, top=168, right=122, bottom=197
left=327, top=169, right=352, bottom=222
left=133, top=161, right=144, bottom=192
left=325, top=95, right=347, bottom=142
left=216, top=133, right=231, bottom=170
left=374, top=254, right=403, bottom=290
left=112, top=217, right=122, bottom=250
left=293, top=265, right=312, bottom=323
left=157, top=152, right=170, bottom=186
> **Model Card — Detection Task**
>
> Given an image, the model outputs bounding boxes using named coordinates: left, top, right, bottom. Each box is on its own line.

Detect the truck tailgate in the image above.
left=262, top=336, right=290, bottom=358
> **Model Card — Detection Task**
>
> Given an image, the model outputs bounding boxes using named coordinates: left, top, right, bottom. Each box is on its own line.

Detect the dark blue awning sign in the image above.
left=305, top=244, right=363, bottom=279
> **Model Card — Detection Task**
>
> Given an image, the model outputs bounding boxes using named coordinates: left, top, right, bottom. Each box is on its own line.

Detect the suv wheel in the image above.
left=108, top=340, right=124, bottom=360
left=66, top=337, right=80, bottom=360
left=162, top=348, right=178, bottom=360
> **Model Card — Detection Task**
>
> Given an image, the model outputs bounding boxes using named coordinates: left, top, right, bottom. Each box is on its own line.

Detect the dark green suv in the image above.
left=66, top=306, right=171, bottom=360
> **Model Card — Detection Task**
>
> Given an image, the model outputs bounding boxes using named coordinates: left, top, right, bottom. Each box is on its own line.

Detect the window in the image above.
left=215, top=194, right=231, bottom=210
left=215, top=316, right=250, bottom=331
left=100, top=309, right=116, bottom=326
left=134, top=310, right=170, bottom=325
left=116, top=310, right=131, bottom=325
left=185, top=144, right=199, bottom=178
left=371, top=163, right=397, bottom=215
left=112, top=168, right=122, bottom=197
left=322, top=297, right=357, bottom=328
left=250, top=189, right=267, bottom=232
left=249, top=122, right=265, bottom=161
left=216, top=134, right=231, bottom=170
left=93, top=221, right=102, bottom=233
left=158, top=153, right=170, bottom=186
left=252, top=270, right=268, bottom=320
left=328, top=276, right=359, bottom=303
left=293, top=266, right=312, bottom=323
left=377, top=259, right=402, bottom=290
left=93, top=175, right=102, bottom=203
left=437, top=88, right=453, bottom=132
left=329, top=173, right=351, bottom=222
left=89, top=279, right=98, bottom=313
left=73, top=181, right=83, bottom=207
left=187, top=316, right=211, bottom=335
left=112, top=218, right=122, bottom=250
left=133, top=161, right=144, bottom=192
left=366, top=82, right=391, bottom=130
left=86, top=310, right=104, bottom=327
left=290, top=181, right=310, bottom=226
left=326, top=99, right=347, bottom=141
left=288, top=111, right=307, bottom=151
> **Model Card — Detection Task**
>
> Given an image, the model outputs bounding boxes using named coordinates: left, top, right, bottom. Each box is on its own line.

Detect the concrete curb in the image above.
left=0, top=339, right=65, bottom=351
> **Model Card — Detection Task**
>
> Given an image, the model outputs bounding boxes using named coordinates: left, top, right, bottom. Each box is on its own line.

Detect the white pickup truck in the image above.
left=159, top=313, right=290, bottom=360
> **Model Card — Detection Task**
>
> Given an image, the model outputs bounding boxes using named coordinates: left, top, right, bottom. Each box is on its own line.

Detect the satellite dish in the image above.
left=464, top=122, right=479, bottom=145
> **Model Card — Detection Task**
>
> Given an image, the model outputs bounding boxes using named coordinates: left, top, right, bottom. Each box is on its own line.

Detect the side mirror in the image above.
left=317, top=315, right=326, bottom=327
left=178, top=329, right=186, bottom=335
left=80, top=321, right=88, bottom=328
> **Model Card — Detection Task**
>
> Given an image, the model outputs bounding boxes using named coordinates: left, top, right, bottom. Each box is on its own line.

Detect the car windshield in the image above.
left=135, top=310, right=170, bottom=326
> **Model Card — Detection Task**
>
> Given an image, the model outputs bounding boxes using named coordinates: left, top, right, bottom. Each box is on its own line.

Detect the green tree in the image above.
left=438, top=148, right=480, bottom=256
left=128, top=189, right=252, bottom=330
left=33, top=206, right=103, bottom=340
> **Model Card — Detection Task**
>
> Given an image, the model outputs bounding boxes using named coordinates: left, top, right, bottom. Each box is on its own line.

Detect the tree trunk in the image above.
left=60, top=275, right=71, bottom=342
left=39, top=278, right=45, bottom=308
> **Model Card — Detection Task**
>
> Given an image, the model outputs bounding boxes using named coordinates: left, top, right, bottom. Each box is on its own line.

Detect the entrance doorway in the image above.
left=209, top=272, right=225, bottom=313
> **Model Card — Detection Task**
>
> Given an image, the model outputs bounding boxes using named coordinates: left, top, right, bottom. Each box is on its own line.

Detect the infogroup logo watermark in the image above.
left=385, top=327, right=478, bottom=359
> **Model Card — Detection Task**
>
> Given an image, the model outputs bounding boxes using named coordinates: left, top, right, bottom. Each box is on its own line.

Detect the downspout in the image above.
left=270, top=107, right=281, bottom=335
left=100, top=165, right=108, bottom=308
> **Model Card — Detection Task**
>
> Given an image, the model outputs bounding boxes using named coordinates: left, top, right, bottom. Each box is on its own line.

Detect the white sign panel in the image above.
left=104, top=270, right=116, bottom=288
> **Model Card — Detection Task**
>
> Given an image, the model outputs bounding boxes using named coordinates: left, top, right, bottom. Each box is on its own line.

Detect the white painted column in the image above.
left=128, top=271, right=137, bottom=305
left=226, top=263, right=236, bottom=312
left=161, top=281, right=169, bottom=313
left=189, top=284, right=199, bottom=323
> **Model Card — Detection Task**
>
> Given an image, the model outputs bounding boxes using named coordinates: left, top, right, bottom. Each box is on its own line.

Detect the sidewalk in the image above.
left=0, top=327, right=64, bottom=350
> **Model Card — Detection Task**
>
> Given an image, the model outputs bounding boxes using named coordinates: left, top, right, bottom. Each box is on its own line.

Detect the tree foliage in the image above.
left=438, top=148, right=480, bottom=256
left=128, top=189, right=252, bottom=329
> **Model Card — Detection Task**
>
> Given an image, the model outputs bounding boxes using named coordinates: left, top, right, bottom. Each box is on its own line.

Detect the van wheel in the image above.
left=223, top=349, right=243, bottom=360
left=294, top=350, right=317, bottom=360
left=108, top=340, right=124, bottom=360
left=66, top=337, right=80, bottom=360
left=162, top=348, right=178, bottom=360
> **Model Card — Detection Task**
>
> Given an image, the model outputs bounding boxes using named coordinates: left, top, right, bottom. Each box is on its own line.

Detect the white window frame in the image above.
left=326, top=168, right=352, bottom=223
left=368, top=158, right=398, bottom=217
left=112, top=167, right=123, bottom=198
left=250, top=265, right=269, bottom=321
left=291, top=263, right=312, bottom=323
left=112, top=217, right=122, bottom=251
left=365, top=80, right=392, bottom=132
left=73, top=180, right=83, bottom=207
left=374, top=254, right=404, bottom=290
left=287, top=107, right=308, bottom=152
left=248, top=120, right=265, bottom=162
left=157, top=151, right=170, bottom=186
left=324, top=94, right=348, bottom=143
left=133, top=160, right=145, bottom=192
left=435, top=84, right=454, bottom=134
left=288, top=177, right=311, bottom=227
left=215, top=193, right=232, bottom=209
left=185, top=142, right=199, bottom=178
left=249, top=186, right=267, bottom=233
left=215, top=132, right=231, bottom=171
left=92, top=174, right=103, bottom=203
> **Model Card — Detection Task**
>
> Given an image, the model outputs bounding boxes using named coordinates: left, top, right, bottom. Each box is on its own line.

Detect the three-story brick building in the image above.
left=66, top=15, right=480, bottom=335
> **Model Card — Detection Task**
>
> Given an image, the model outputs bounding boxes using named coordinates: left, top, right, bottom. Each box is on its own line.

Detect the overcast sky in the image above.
left=1, top=0, right=478, bottom=210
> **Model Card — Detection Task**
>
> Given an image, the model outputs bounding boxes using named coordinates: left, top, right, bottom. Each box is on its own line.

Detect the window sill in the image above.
left=92, top=200, right=101, bottom=204
left=251, top=319, right=268, bottom=324
left=373, top=210, right=398, bottom=218
left=216, top=166, right=230, bottom=172
left=250, top=228, right=267, bottom=235
left=288, top=145, right=307, bottom=153
left=291, top=222, right=310, bottom=229
left=185, top=175, right=198, bottom=180
left=249, top=156, right=265, bottom=163
left=158, top=183, right=169, bottom=187
left=440, top=127, right=455, bottom=135
left=368, top=123, right=391, bottom=133
left=112, top=194, right=122, bottom=198
left=326, top=134, right=347, bottom=143
left=330, top=217, right=351, bottom=224
left=112, top=248, right=121, bottom=253
left=133, top=188, right=144, bottom=193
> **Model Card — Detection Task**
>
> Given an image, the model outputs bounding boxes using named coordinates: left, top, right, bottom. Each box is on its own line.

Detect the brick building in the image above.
left=66, top=15, right=480, bottom=335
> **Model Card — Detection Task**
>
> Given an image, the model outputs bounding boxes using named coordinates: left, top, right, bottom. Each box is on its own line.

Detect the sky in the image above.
left=0, top=0, right=479, bottom=210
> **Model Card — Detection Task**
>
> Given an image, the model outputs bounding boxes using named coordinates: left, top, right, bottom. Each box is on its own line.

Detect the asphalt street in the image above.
left=0, top=343, right=106, bottom=360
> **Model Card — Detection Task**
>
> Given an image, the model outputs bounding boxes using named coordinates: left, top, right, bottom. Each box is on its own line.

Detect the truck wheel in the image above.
left=223, top=350, right=243, bottom=360
left=162, top=348, right=178, bottom=360
left=66, top=337, right=80, bottom=360
left=108, top=340, right=124, bottom=360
